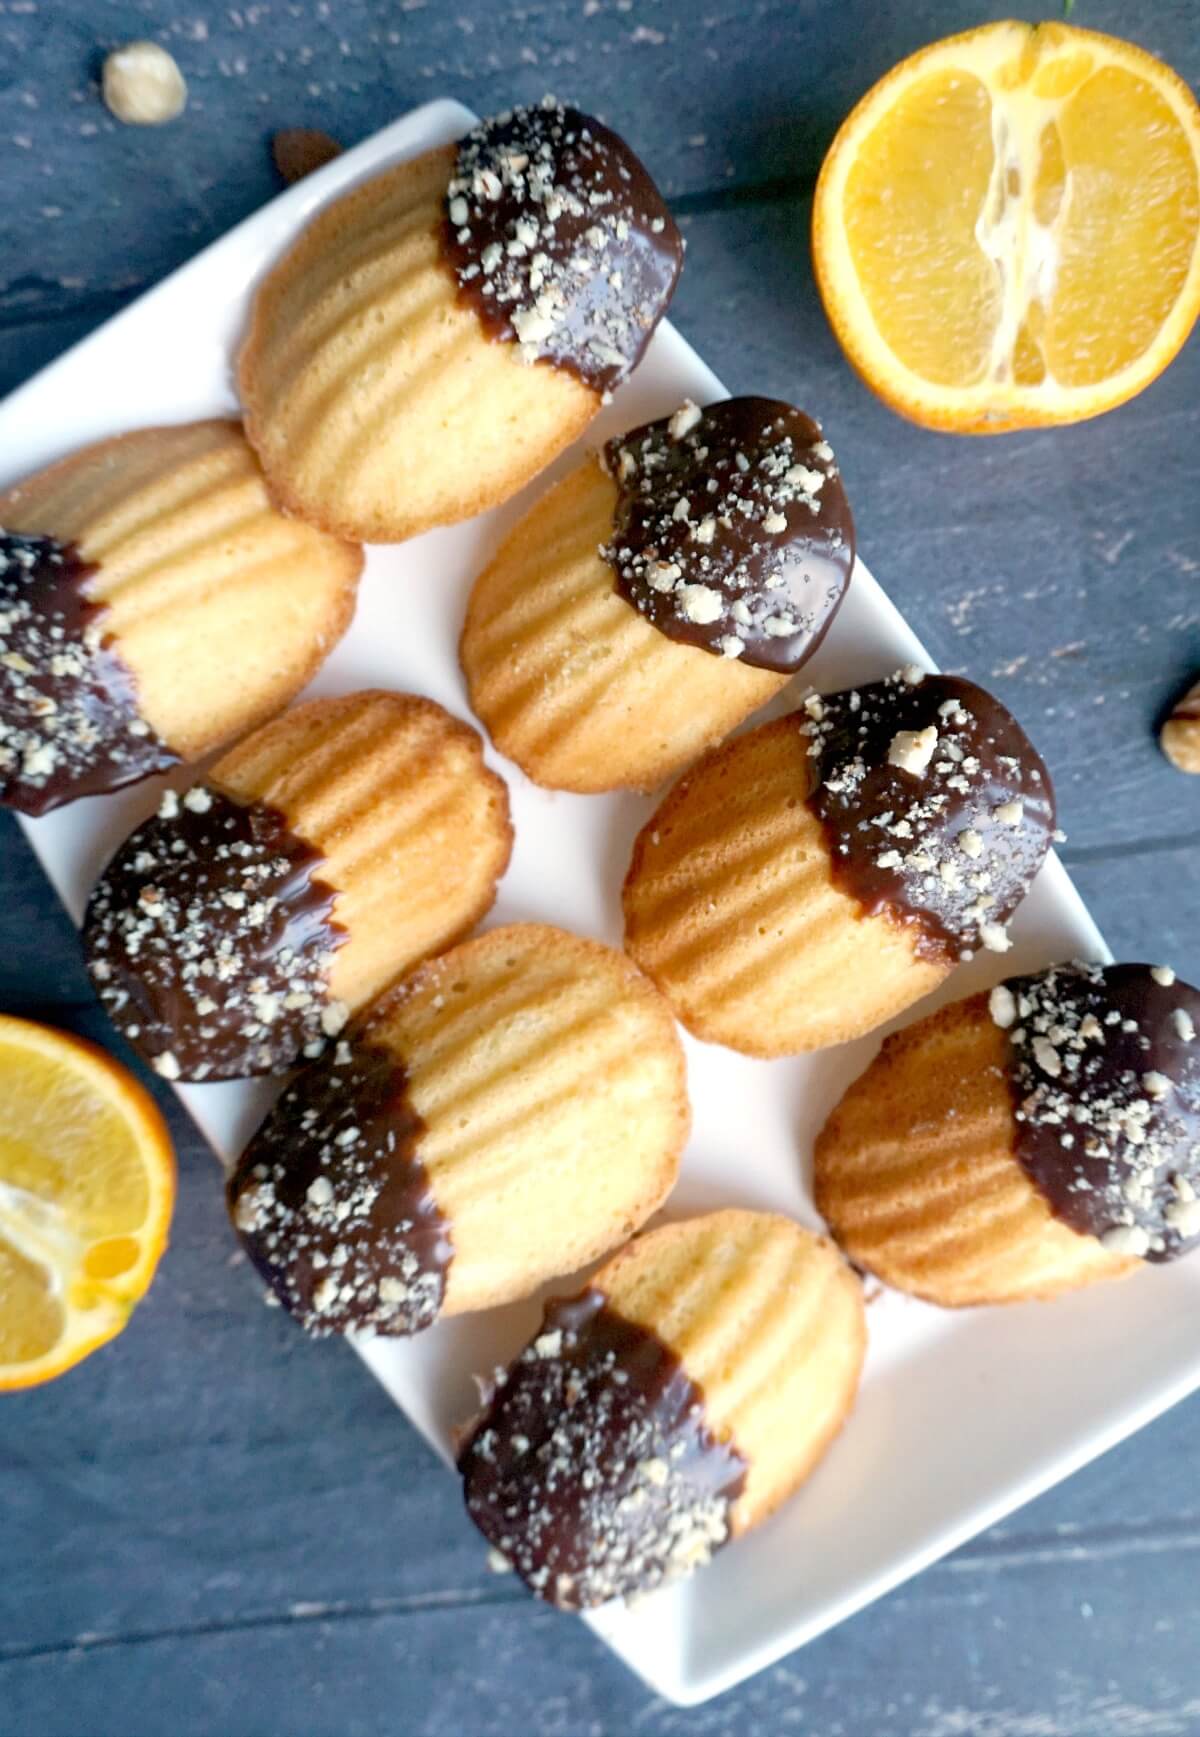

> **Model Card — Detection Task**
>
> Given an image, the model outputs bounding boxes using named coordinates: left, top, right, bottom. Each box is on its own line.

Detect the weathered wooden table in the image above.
left=4, top=3, right=1199, bottom=1732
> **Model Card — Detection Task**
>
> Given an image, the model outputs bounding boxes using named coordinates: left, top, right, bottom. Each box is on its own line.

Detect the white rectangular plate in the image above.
left=5, top=98, right=1200, bottom=1709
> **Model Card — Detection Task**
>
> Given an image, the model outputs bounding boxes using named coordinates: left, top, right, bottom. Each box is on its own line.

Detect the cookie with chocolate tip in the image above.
left=0, top=421, right=361, bottom=816
left=459, top=1210, right=865, bottom=1608
left=622, top=669, right=1055, bottom=1055
left=226, top=924, right=688, bottom=1332
left=815, top=961, right=1200, bottom=1306
left=83, top=691, right=512, bottom=1083
left=239, top=99, right=683, bottom=544
left=461, top=396, right=854, bottom=793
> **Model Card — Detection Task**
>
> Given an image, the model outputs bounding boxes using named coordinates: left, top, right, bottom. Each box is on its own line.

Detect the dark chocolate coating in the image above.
left=602, top=398, right=854, bottom=673
left=442, top=100, right=683, bottom=396
left=83, top=786, right=345, bottom=1082
left=0, top=529, right=176, bottom=815
left=228, top=1039, right=451, bottom=1336
left=804, top=671, right=1055, bottom=963
left=459, top=1289, right=746, bottom=1609
left=1000, top=961, right=1200, bottom=1263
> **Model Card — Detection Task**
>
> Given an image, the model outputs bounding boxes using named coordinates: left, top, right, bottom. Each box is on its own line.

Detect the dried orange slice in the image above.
left=812, top=21, right=1200, bottom=431
left=0, top=1016, right=174, bottom=1389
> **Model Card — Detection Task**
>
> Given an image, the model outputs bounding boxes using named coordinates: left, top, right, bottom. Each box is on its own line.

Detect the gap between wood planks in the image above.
left=1058, top=832, right=1200, bottom=868
left=4, top=1514, right=1200, bottom=1667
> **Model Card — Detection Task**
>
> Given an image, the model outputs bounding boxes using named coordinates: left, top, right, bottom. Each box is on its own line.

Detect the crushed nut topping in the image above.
left=460, top=1289, right=745, bottom=1609
left=803, top=671, right=1056, bottom=963
left=999, top=961, right=1200, bottom=1262
left=0, top=530, right=176, bottom=815
left=83, top=787, right=346, bottom=1081
left=228, top=1040, right=449, bottom=1336
left=601, top=398, right=854, bottom=673
left=443, top=99, right=682, bottom=395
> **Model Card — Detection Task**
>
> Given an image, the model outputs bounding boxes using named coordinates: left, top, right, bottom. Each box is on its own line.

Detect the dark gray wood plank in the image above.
left=3, top=1, right=1198, bottom=313
left=6, top=1416, right=1200, bottom=1737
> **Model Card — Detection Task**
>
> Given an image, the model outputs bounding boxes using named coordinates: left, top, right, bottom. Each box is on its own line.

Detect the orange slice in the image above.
left=0, top=1016, right=175, bottom=1390
left=812, top=21, right=1200, bottom=431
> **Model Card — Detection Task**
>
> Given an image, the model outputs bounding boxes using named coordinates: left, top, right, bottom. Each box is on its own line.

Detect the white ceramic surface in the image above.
left=4, top=98, right=1198, bottom=1709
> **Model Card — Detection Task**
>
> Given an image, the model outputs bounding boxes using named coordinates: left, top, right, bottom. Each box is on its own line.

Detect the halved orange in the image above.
left=0, top=1016, right=175, bottom=1390
left=812, top=21, right=1200, bottom=431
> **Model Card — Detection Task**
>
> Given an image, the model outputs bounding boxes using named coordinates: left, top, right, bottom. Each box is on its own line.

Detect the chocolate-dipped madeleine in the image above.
left=83, top=691, right=512, bottom=1082
left=227, top=924, right=689, bottom=1331
left=459, top=1211, right=865, bottom=1607
left=0, top=421, right=361, bottom=815
left=461, top=397, right=854, bottom=792
left=238, top=100, right=683, bottom=544
left=815, top=961, right=1200, bottom=1306
left=623, top=668, right=1055, bottom=1054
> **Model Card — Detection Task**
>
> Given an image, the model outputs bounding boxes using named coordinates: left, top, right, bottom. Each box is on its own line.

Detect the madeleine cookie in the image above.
left=239, top=101, right=683, bottom=544
left=83, top=692, right=511, bottom=1082
left=461, top=398, right=854, bottom=792
left=0, top=421, right=361, bottom=815
left=226, top=924, right=689, bottom=1333
left=815, top=961, right=1200, bottom=1306
left=623, top=669, right=1055, bottom=1054
left=459, top=1210, right=865, bottom=1607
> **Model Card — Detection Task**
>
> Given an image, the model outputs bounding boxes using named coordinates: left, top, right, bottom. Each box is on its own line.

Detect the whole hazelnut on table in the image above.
left=102, top=41, right=188, bottom=126
left=1161, top=678, right=1200, bottom=774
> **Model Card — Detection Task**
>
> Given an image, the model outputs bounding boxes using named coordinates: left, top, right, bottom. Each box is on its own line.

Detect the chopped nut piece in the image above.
left=678, top=584, right=723, bottom=625
left=1032, top=1034, right=1062, bottom=1077
left=887, top=725, right=938, bottom=777
left=1166, top=1198, right=1200, bottom=1237
left=668, top=400, right=702, bottom=440
left=1100, top=1224, right=1150, bottom=1258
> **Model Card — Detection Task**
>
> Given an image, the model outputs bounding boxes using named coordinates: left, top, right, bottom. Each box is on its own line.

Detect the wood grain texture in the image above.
left=2, top=0, right=1200, bottom=1732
